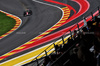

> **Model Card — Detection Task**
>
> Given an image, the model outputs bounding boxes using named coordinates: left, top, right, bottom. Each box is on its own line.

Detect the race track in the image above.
left=0, top=0, right=100, bottom=63
left=0, top=0, right=62, bottom=60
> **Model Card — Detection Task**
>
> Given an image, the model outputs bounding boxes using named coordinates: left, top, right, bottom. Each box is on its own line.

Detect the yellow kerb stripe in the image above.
left=3, top=52, right=16, bottom=56
left=15, top=46, right=26, bottom=50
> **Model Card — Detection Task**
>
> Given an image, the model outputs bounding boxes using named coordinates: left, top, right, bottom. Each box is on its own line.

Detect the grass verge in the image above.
left=0, top=12, right=16, bottom=36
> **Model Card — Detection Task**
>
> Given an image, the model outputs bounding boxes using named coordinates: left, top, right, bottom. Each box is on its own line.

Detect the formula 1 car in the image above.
left=23, top=9, right=32, bottom=17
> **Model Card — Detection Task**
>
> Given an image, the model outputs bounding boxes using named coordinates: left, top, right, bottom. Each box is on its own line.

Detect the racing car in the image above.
left=23, top=9, right=32, bottom=17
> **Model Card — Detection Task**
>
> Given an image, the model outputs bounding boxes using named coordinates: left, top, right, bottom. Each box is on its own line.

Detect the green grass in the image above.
left=0, top=12, right=16, bottom=36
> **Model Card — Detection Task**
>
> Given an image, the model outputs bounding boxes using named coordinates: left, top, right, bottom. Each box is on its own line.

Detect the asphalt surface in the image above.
left=0, top=0, right=100, bottom=62
left=0, top=0, right=62, bottom=58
